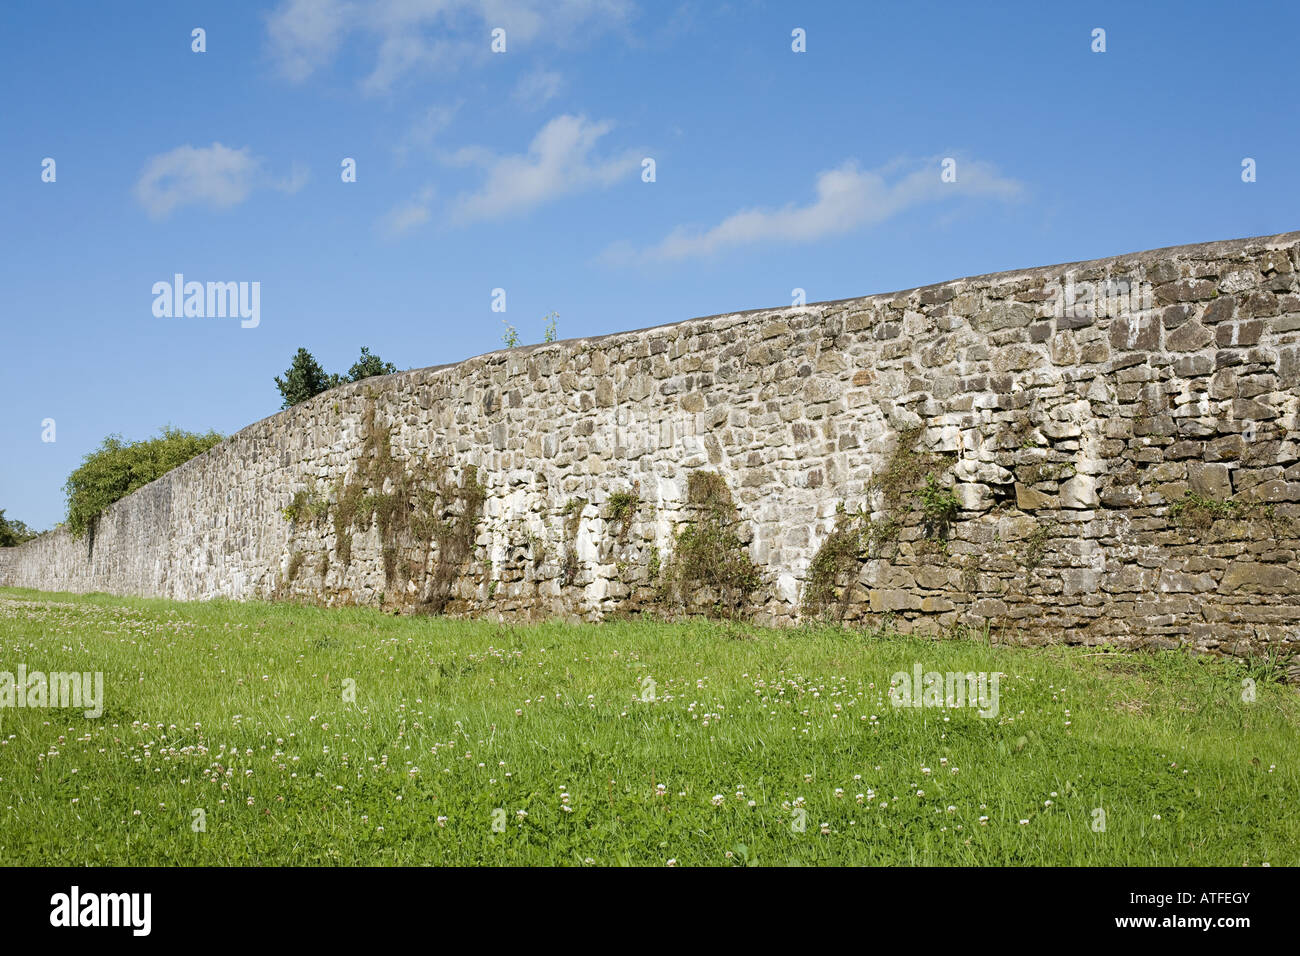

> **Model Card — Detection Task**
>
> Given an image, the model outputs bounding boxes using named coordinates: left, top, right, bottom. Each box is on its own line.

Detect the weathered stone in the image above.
left=1160, top=571, right=1217, bottom=593
left=1015, top=482, right=1055, bottom=511
left=1215, top=319, right=1265, bottom=348
left=1059, top=474, right=1099, bottom=508
left=1166, top=321, right=1213, bottom=351
left=1219, top=562, right=1300, bottom=594
left=870, top=589, right=923, bottom=612
left=1109, top=313, right=1160, bottom=351
left=1187, top=462, right=1232, bottom=498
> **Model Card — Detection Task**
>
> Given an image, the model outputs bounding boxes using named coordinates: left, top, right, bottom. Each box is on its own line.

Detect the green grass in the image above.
left=0, top=586, right=1295, bottom=866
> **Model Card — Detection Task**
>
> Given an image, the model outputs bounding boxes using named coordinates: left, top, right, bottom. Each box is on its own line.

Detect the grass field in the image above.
left=0, top=586, right=1295, bottom=866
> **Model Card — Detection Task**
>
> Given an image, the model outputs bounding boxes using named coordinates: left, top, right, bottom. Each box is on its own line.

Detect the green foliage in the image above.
left=0, top=510, right=39, bottom=547
left=1169, top=492, right=1247, bottom=530
left=325, top=401, right=487, bottom=608
left=560, top=498, right=587, bottom=586
left=1167, top=493, right=1294, bottom=541
left=662, top=472, right=761, bottom=617
left=346, top=346, right=398, bottom=382
left=606, top=490, right=639, bottom=524
left=803, top=505, right=870, bottom=617
left=275, top=348, right=333, bottom=408
left=917, top=475, right=960, bottom=541
left=501, top=321, right=519, bottom=349
left=63, top=427, right=224, bottom=538
left=869, top=426, right=940, bottom=506
left=542, top=311, right=559, bottom=343
left=283, top=482, right=330, bottom=526
left=275, top=346, right=400, bottom=408
left=804, top=430, right=958, bottom=617
left=1019, top=521, right=1056, bottom=572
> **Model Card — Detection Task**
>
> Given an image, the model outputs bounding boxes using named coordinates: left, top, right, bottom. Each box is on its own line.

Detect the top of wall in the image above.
left=249, top=228, right=1300, bottom=424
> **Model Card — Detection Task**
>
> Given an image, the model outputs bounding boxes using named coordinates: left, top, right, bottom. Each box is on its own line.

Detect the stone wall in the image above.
left=5, top=232, right=1300, bottom=657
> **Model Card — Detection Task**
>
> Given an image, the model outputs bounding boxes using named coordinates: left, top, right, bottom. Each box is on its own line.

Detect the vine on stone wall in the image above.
left=661, top=471, right=761, bottom=619
left=803, top=427, right=957, bottom=619
left=281, top=399, right=486, bottom=610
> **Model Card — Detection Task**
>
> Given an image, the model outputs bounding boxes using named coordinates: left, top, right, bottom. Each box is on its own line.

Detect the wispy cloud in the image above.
left=513, top=69, right=564, bottom=109
left=132, top=143, right=306, bottom=220
left=266, top=0, right=635, bottom=94
left=445, top=114, right=640, bottom=225
left=395, top=102, right=461, bottom=161
left=380, top=185, right=437, bottom=238
left=265, top=0, right=353, bottom=83
left=605, top=158, right=1023, bottom=263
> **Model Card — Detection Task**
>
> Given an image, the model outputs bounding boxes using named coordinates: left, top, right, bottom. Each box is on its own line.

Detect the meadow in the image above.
left=0, top=586, right=1295, bottom=866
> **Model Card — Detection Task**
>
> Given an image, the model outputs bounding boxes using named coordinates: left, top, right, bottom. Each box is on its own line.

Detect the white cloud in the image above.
left=610, top=158, right=1023, bottom=263
left=133, top=144, right=264, bottom=220
left=265, top=0, right=353, bottom=83
left=447, top=114, right=640, bottom=225
left=133, top=144, right=310, bottom=220
left=380, top=186, right=437, bottom=238
left=266, top=0, right=634, bottom=93
left=513, top=69, right=564, bottom=109
left=395, top=102, right=461, bottom=161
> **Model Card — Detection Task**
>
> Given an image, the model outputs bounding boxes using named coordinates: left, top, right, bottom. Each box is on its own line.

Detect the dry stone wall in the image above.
left=5, top=232, right=1300, bottom=657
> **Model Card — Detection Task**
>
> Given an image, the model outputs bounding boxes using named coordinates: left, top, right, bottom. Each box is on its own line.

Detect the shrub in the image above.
left=0, top=510, right=40, bottom=546
left=63, top=427, right=224, bottom=538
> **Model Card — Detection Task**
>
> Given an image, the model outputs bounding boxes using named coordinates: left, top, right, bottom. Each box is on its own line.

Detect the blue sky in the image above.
left=2, top=0, right=1297, bottom=530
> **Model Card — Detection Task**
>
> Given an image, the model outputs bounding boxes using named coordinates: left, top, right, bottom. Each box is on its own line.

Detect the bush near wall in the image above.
left=0, top=510, right=40, bottom=546
left=63, top=427, right=224, bottom=537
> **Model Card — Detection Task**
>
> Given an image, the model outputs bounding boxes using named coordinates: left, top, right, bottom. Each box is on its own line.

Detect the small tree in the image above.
left=274, top=348, right=332, bottom=408
left=347, top=346, right=397, bottom=382
left=275, top=347, right=398, bottom=408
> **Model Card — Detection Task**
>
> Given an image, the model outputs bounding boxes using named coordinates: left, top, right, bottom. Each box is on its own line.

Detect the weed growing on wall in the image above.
left=606, top=487, right=640, bottom=543
left=1019, top=520, right=1056, bottom=573
left=662, top=472, right=761, bottom=618
left=804, top=428, right=958, bottom=619
left=281, top=400, right=487, bottom=609
left=803, top=505, right=872, bottom=617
